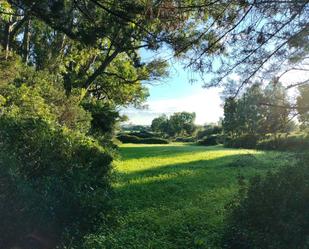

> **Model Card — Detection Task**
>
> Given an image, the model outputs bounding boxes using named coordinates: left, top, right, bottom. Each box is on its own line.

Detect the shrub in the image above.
left=257, top=134, right=309, bottom=151
left=224, top=134, right=259, bottom=149
left=222, top=163, right=309, bottom=249
left=117, top=134, right=169, bottom=144
left=0, top=117, right=113, bottom=248
left=130, top=131, right=158, bottom=138
left=196, top=125, right=222, bottom=139
left=117, top=134, right=141, bottom=143
left=174, top=137, right=196, bottom=142
left=197, top=135, right=220, bottom=146
left=141, top=137, right=169, bottom=144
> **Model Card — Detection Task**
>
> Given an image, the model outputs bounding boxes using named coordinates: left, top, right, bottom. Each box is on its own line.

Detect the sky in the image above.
left=120, top=56, right=224, bottom=126
left=120, top=48, right=309, bottom=126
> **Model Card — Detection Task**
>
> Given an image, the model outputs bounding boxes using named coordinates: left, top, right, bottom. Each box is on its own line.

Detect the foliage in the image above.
left=184, top=1, right=309, bottom=96
left=0, top=0, right=233, bottom=103
left=117, top=134, right=141, bottom=143
left=151, top=114, right=169, bottom=134
left=0, top=51, right=115, bottom=248
left=141, top=137, right=170, bottom=144
left=82, top=100, right=122, bottom=139
left=129, top=131, right=159, bottom=139
left=263, top=83, right=291, bottom=134
left=174, top=137, right=196, bottom=143
left=197, top=135, right=220, bottom=146
left=222, top=82, right=292, bottom=149
left=224, top=134, right=260, bottom=149
left=222, top=163, right=309, bottom=249
left=121, top=124, right=150, bottom=132
left=297, top=85, right=309, bottom=128
left=257, top=134, right=309, bottom=151
left=117, top=134, right=169, bottom=144
left=0, top=54, right=92, bottom=133
left=169, top=112, right=196, bottom=136
left=151, top=112, right=196, bottom=137
left=196, top=125, right=222, bottom=140
left=0, top=117, right=113, bottom=248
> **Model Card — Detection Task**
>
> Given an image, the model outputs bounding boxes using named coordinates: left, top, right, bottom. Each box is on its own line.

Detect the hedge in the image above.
left=197, top=134, right=222, bottom=146
left=224, top=134, right=259, bottom=149
left=257, top=134, right=309, bottom=151
left=117, top=134, right=169, bottom=144
left=174, top=137, right=196, bottom=142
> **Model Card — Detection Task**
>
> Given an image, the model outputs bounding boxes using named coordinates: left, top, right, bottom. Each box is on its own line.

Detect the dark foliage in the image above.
left=224, top=135, right=260, bottom=149
left=174, top=137, right=196, bottom=142
left=0, top=117, right=113, bottom=248
left=196, top=125, right=222, bottom=140
left=222, top=163, right=309, bottom=249
left=257, top=135, right=309, bottom=151
left=117, top=134, right=141, bottom=143
left=117, top=134, right=169, bottom=144
left=141, top=137, right=169, bottom=144
left=197, top=135, right=220, bottom=146
left=129, top=131, right=159, bottom=139
left=82, top=101, right=120, bottom=136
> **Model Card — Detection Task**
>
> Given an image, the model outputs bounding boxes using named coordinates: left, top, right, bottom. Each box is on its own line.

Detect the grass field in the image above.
left=95, top=143, right=297, bottom=249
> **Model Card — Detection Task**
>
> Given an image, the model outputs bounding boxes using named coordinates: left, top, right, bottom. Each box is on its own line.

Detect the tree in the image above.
left=181, top=1, right=309, bottom=96
left=263, top=82, right=291, bottom=134
left=1, top=0, right=241, bottom=99
left=223, top=97, right=238, bottom=138
left=297, top=84, right=309, bottom=128
left=151, top=112, right=196, bottom=137
left=222, top=82, right=292, bottom=140
left=151, top=114, right=168, bottom=133
left=168, top=112, right=196, bottom=137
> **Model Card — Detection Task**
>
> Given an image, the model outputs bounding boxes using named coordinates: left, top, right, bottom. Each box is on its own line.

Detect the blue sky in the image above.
left=120, top=47, right=309, bottom=126
left=121, top=49, right=224, bottom=125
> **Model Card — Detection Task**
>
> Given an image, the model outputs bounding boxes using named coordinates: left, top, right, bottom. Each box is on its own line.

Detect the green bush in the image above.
left=117, top=134, right=169, bottom=144
left=174, top=137, right=196, bottom=142
left=222, top=163, right=309, bottom=249
left=257, top=134, right=309, bottom=151
left=0, top=117, right=113, bottom=248
left=117, top=134, right=141, bottom=143
left=141, top=137, right=169, bottom=144
left=196, top=125, right=222, bottom=139
left=224, top=134, right=259, bottom=149
left=197, top=135, right=220, bottom=146
left=130, top=131, right=158, bottom=138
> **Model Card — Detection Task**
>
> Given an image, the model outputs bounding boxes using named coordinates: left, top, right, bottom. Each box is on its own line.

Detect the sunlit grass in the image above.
left=100, top=143, right=296, bottom=249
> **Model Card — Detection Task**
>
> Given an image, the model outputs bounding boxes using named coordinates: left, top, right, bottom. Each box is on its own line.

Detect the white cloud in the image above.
left=121, top=88, right=223, bottom=125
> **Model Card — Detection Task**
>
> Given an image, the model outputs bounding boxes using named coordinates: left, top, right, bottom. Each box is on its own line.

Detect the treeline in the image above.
left=222, top=82, right=309, bottom=151
left=132, top=81, right=309, bottom=151
left=118, top=112, right=225, bottom=146
left=117, top=112, right=197, bottom=144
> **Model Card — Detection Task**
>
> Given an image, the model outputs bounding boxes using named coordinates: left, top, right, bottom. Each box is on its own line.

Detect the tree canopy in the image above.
left=151, top=112, right=196, bottom=137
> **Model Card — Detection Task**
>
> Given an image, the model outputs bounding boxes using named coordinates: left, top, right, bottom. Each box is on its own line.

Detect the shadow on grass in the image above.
left=113, top=152, right=282, bottom=212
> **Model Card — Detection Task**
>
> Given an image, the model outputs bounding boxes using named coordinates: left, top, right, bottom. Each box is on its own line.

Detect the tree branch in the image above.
left=84, top=48, right=121, bottom=89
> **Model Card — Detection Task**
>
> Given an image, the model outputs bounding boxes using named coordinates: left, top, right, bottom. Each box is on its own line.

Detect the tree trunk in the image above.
left=22, top=19, right=31, bottom=63
left=4, top=17, right=13, bottom=60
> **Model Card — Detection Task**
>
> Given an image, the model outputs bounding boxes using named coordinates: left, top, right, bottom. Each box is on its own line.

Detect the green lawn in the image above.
left=95, top=143, right=297, bottom=249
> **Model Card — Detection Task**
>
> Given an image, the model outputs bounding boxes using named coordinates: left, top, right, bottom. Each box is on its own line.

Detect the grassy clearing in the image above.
left=99, top=143, right=297, bottom=249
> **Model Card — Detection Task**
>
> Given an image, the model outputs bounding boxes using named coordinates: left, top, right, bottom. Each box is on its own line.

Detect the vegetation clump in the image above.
left=257, top=134, right=309, bottom=151
left=222, top=162, right=309, bottom=249
left=117, top=133, right=169, bottom=144
left=197, top=134, right=221, bottom=146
